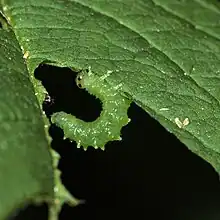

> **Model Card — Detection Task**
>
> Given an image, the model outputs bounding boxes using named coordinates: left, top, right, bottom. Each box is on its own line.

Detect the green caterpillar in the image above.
left=51, top=67, right=131, bottom=150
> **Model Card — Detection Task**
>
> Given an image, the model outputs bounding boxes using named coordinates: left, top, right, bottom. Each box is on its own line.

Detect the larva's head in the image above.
left=76, top=72, right=83, bottom=89
left=76, top=70, right=87, bottom=89
left=75, top=68, right=95, bottom=89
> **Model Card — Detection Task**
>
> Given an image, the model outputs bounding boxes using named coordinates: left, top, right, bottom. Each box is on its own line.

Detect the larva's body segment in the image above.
left=51, top=68, right=131, bottom=150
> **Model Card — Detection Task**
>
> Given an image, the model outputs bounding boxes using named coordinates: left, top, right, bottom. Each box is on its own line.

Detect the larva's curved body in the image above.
left=51, top=68, right=131, bottom=150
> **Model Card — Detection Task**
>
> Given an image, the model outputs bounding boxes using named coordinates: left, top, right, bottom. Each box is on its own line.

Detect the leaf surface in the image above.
left=0, top=28, right=54, bottom=219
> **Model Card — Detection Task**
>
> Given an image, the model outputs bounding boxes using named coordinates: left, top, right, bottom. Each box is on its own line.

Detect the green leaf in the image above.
left=0, top=28, right=54, bottom=219
left=0, top=0, right=220, bottom=217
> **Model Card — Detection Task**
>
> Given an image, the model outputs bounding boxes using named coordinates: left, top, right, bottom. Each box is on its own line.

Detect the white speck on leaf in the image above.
left=100, top=72, right=110, bottom=81
left=159, top=107, right=169, bottom=111
left=23, top=51, right=29, bottom=59
left=3, top=6, right=8, bottom=11
left=114, top=83, right=123, bottom=90
left=87, top=66, right=92, bottom=76
left=107, top=70, right=113, bottom=74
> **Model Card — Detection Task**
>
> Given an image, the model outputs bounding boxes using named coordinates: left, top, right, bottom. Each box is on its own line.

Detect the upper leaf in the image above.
left=0, top=28, right=54, bottom=219
left=1, top=0, right=220, bottom=174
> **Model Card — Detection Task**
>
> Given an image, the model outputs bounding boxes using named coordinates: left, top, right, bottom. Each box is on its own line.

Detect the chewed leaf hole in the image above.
left=34, top=64, right=102, bottom=122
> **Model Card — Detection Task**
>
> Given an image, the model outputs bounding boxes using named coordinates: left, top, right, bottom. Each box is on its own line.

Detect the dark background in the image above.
left=14, top=65, right=220, bottom=220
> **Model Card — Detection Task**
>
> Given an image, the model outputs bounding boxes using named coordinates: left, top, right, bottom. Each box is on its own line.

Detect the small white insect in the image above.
left=182, top=118, right=190, bottom=126
left=174, top=117, right=190, bottom=129
left=159, top=107, right=169, bottom=111
left=175, top=118, right=182, bottom=128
